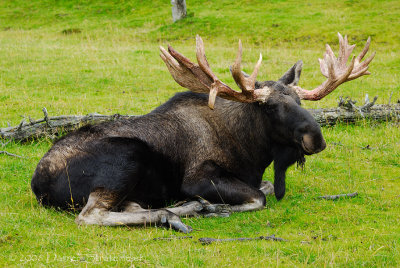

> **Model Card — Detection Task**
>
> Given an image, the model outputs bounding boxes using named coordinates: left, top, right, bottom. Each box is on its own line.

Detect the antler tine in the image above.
left=195, top=35, right=218, bottom=82
left=348, top=65, right=370, bottom=80
left=160, top=46, right=202, bottom=91
left=292, top=33, right=375, bottom=101
left=348, top=52, right=375, bottom=80
left=326, top=52, right=336, bottom=80
left=338, top=33, right=356, bottom=68
left=319, top=58, right=328, bottom=78
left=337, top=33, right=346, bottom=66
left=356, top=36, right=371, bottom=62
left=251, top=53, right=263, bottom=82
left=349, top=36, right=375, bottom=80
left=231, top=40, right=263, bottom=94
left=194, top=35, right=234, bottom=109
left=360, top=51, right=376, bottom=68
left=231, top=40, right=245, bottom=90
left=351, top=47, right=375, bottom=74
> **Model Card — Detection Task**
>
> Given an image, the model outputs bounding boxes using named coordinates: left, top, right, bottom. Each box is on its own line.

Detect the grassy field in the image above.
left=1, top=0, right=400, bottom=266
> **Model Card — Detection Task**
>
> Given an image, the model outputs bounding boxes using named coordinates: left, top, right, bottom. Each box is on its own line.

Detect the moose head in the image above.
left=160, top=33, right=374, bottom=159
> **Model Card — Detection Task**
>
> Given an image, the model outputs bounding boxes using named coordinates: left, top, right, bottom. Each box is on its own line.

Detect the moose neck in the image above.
left=213, top=99, right=273, bottom=168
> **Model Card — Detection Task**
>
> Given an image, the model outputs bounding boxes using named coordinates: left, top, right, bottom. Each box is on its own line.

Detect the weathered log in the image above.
left=0, top=113, right=135, bottom=141
left=1, top=101, right=399, bottom=142
left=310, top=103, right=400, bottom=127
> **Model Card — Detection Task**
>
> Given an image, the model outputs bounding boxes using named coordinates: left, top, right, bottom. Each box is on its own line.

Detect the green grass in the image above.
left=1, top=0, right=400, bottom=266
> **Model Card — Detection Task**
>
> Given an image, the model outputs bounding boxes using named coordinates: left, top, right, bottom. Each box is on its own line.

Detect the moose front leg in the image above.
left=75, top=189, right=193, bottom=233
left=182, top=161, right=267, bottom=214
left=272, top=145, right=305, bottom=200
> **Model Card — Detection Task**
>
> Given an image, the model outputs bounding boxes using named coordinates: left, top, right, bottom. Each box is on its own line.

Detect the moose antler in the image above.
left=160, top=35, right=272, bottom=109
left=292, top=33, right=375, bottom=100
left=230, top=40, right=262, bottom=94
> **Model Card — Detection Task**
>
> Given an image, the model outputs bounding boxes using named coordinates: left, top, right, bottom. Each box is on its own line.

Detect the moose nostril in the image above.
left=302, top=134, right=327, bottom=154
left=302, top=134, right=313, bottom=151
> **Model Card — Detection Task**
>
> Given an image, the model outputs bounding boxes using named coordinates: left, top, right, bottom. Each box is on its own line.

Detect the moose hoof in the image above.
left=160, top=214, right=193, bottom=233
left=259, top=181, right=274, bottom=195
left=168, top=219, right=193, bottom=233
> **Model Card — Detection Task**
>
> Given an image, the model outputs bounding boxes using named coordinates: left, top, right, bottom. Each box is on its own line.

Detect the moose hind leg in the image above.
left=122, top=200, right=203, bottom=217
left=75, top=189, right=192, bottom=233
left=167, top=201, right=204, bottom=217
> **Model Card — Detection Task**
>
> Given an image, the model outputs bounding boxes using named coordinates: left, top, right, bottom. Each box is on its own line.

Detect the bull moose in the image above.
left=31, top=34, right=374, bottom=233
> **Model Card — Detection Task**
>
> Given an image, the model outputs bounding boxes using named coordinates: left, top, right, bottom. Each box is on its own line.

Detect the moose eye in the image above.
left=297, top=125, right=310, bottom=134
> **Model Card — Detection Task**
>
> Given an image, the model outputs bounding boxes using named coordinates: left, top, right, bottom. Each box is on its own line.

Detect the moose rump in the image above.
left=31, top=132, right=184, bottom=211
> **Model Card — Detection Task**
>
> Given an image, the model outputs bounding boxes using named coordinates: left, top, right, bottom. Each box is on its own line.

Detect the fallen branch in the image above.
left=311, top=95, right=400, bottom=127
left=1, top=95, right=399, bottom=141
left=317, top=192, right=358, bottom=200
left=1, top=111, right=134, bottom=141
left=0, top=151, right=24, bottom=158
left=198, top=234, right=286, bottom=245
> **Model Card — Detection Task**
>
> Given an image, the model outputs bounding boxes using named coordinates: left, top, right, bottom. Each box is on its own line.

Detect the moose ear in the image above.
left=278, top=60, right=303, bottom=86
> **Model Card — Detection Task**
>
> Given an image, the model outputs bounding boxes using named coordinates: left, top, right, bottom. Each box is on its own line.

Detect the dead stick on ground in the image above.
left=0, top=140, right=10, bottom=147
left=152, top=236, right=193, bottom=241
left=317, top=192, right=358, bottom=200
left=198, top=234, right=286, bottom=245
left=0, top=151, right=24, bottom=158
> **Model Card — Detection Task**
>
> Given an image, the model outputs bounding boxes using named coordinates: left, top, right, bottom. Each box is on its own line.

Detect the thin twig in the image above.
left=317, top=192, right=358, bottom=200
left=198, top=235, right=286, bottom=245
left=361, top=95, right=378, bottom=112
left=29, top=116, right=35, bottom=125
left=0, top=140, right=10, bottom=147
left=42, top=107, right=52, bottom=127
left=0, top=151, right=24, bottom=158
left=17, top=119, right=25, bottom=131
left=338, top=96, right=356, bottom=110
left=211, top=180, right=226, bottom=204
left=349, top=101, right=364, bottom=117
left=361, top=144, right=375, bottom=150
left=152, top=236, right=193, bottom=241
left=338, top=95, right=378, bottom=114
